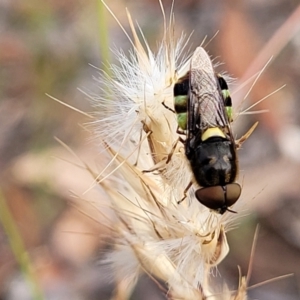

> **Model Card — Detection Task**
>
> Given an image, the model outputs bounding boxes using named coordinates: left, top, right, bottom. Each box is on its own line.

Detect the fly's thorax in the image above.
left=187, top=127, right=238, bottom=187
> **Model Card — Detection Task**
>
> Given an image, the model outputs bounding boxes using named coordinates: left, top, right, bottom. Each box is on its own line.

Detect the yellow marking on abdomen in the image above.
left=201, top=127, right=226, bottom=141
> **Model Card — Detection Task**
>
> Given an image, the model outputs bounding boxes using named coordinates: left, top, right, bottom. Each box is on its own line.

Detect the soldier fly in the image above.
left=173, top=47, right=241, bottom=214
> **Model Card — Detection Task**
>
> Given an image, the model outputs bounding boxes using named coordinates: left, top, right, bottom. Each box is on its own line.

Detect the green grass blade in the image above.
left=0, top=190, right=45, bottom=300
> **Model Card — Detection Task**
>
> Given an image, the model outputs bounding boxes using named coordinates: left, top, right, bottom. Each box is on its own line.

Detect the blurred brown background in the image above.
left=1, top=0, right=300, bottom=299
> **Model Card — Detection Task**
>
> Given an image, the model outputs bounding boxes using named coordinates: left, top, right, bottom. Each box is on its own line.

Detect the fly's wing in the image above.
left=188, top=47, right=228, bottom=136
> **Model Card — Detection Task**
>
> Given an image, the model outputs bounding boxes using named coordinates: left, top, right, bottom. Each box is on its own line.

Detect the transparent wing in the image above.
left=188, top=47, right=228, bottom=134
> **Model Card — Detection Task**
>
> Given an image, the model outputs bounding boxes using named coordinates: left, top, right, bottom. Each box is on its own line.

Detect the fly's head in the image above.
left=195, top=183, right=241, bottom=214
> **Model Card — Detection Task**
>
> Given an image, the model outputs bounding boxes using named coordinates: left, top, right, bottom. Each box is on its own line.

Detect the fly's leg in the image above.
left=142, top=120, right=185, bottom=173
left=236, top=122, right=258, bottom=149
left=166, top=137, right=179, bottom=164
left=143, top=137, right=183, bottom=173
left=142, top=161, right=167, bottom=174
left=133, top=127, right=143, bottom=166
left=165, top=134, right=185, bottom=164
left=142, top=120, right=151, bottom=134
left=141, top=120, right=169, bottom=173
left=176, top=126, right=186, bottom=136
left=177, top=181, right=193, bottom=204
left=162, top=100, right=175, bottom=113
left=162, top=100, right=187, bottom=138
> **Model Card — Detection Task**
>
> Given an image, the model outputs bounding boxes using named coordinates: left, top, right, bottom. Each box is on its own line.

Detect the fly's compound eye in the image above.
left=195, top=186, right=226, bottom=210
left=195, top=183, right=241, bottom=212
left=225, top=183, right=241, bottom=206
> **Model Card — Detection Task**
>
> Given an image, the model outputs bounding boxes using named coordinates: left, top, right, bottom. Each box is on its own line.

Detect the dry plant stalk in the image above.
left=84, top=2, right=253, bottom=299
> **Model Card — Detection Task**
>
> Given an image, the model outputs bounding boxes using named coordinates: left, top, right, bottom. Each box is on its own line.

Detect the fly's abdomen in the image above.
left=217, top=75, right=233, bottom=122
left=173, top=75, right=189, bottom=131
left=174, top=96, right=188, bottom=130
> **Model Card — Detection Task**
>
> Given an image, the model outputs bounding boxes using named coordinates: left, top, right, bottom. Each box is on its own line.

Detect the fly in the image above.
left=173, top=47, right=243, bottom=214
